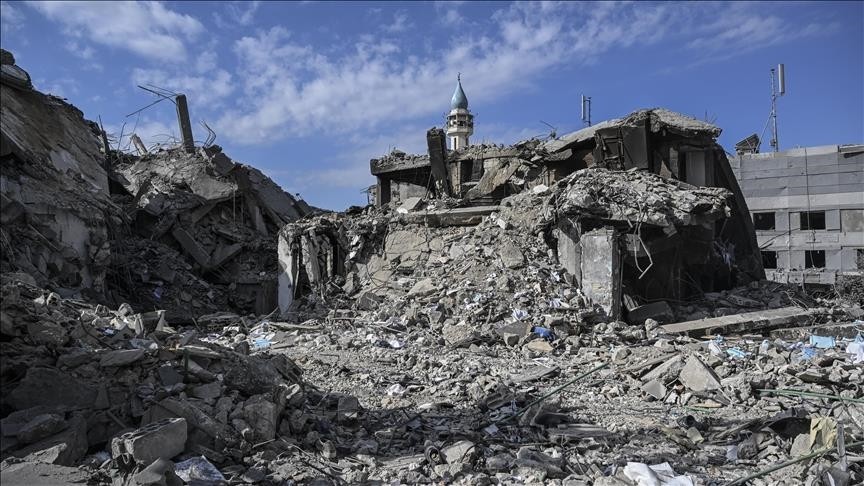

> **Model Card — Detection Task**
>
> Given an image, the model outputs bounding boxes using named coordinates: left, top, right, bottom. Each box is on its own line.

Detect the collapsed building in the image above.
left=1, top=49, right=314, bottom=321
left=285, top=108, right=765, bottom=322
left=2, top=52, right=863, bottom=486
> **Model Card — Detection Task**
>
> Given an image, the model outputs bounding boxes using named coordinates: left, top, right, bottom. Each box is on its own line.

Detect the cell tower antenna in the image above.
left=581, top=95, right=592, bottom=127
left=770, top=64, right=785, bottom=152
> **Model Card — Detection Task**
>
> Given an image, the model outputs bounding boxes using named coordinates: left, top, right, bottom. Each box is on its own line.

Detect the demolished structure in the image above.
left=292, top=108, right=766, bottom=322
left=1, top=49, right=313, bottom=321
left=2, top=49, right=863, bottom=485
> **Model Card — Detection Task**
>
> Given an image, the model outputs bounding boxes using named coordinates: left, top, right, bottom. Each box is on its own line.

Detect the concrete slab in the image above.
left=396, top=205, right=498, bottom=227
left=660, top=306, right=817, bottom=336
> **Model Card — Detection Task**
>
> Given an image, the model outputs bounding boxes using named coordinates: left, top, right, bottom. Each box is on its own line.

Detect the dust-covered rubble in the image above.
left=2, top=45, right=864, bottom=485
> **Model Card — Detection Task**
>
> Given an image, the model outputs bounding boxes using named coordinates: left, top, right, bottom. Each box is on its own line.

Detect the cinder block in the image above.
left=111, top=417, right=187, bottom=464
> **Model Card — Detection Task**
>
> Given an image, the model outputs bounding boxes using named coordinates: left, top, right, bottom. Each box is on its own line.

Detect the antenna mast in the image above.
left=770, top=64, right=785, bottom=152
left=581, top=95, right=592, bottom=127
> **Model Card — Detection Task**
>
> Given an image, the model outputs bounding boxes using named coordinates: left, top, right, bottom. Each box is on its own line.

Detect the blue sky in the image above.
left=2, top=1, right=862, bottom=210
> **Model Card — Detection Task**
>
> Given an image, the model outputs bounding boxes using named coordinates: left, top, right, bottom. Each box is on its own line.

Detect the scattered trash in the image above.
left=809, top=335, right=836, bottom=349
left=623, top=461, right=694, bottom=486
left=531, top=326, right=556, bottom=342
left=174, top=456, right=225, bottom=483
left=846, top=334, right=864, bottom=363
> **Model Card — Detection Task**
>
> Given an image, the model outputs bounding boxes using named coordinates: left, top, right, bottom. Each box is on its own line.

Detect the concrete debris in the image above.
left=1, top=47, right=863, bottom=485
left=677, top=355, right=723, bottom=392
left=1, top=52, right=314, bottom=323
left=110, top=418, right=187, bottom=465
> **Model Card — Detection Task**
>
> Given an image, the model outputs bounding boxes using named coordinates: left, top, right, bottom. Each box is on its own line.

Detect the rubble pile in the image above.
left=108, top=145, right=315, bottom=320
left=2, top=45, right=863, bottom=485
left=2, top=49, right=315, bottom=322
left=548, top=168, right=732, bottom=228
left=0, top=275, right=368, bottom=484
left=1, top=49, right=119, bottom=298
left=270, top=172, right=863, bottom=483
left=261, top=289, right=863, bottom=484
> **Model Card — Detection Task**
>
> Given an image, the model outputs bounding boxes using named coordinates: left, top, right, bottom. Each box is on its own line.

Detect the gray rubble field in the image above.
left=1, top=47, right=863, bottom=485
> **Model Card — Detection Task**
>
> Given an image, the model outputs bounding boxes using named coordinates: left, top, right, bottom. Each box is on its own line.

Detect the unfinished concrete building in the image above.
left=730, top=144, right=864, bottom=284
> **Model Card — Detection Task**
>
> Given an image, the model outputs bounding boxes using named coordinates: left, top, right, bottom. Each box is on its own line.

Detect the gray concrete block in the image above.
left=111, top=417, right=187, bottom=464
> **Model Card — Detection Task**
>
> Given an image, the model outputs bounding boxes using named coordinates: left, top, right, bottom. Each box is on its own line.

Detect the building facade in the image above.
left=729, top=144, right=864, bottom=284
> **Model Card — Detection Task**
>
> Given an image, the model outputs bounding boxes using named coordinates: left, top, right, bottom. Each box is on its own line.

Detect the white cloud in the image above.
left=384, top=11, right=412, bottom=33
left=434, top=1, right=466, bottom=27
left=131, top=66, right=234, bottom=107
left=1, top=0, right=26, bottom=33
left=27, top=1, right=204, bottom=62
left=228, top=0, right=260, bottom=26
left=281, top=123, right=429, bottom=194
left=213, top=1, right=260, bottom=30
left=216, top=2, right=677, bottom=145
left=214, top=4, right=648, bottom=143
left=664, top=3, right=837, bottom=70
left=64, top=40, right=96, bottom=60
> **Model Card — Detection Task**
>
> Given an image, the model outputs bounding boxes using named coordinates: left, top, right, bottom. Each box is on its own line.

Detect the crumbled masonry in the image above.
left=2, top=47, right=863, bottom=485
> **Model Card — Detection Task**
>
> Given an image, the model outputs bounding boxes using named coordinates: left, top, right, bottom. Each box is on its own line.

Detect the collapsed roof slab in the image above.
left=396, top=205, right=498, bottom=227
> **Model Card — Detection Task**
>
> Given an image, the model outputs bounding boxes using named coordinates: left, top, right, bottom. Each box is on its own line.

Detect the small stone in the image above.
left=678, top=355, right=722, bottom=392
left=611, top=347, right=631, bottom=363
left=500, top=241, right=525, bottom=269
left=641, top=380, right=667, bottom=400
left=100, top=349, right=146, bottom=367
left=240, top=466, right=267, bottom=484
left=132, top=458, right=180, bottom=486
left=111, top=418, right=187, bottom=465
left=26, top=321, right=68, bottom=347
left=686, top=427, right=704, bottom=444
left=190, top=382, right=221, bottom=400
left=443, top=440, right=476, bottom=464
left=525, top=340, right=554, bottom=353
left=407, top=278, right=437, bottom=298
left=442, top=323, right=477, bottom=346
left=242, top=395, right=279, bottom=442
left=16, top=414, right=67, bottom=445
left=157, top=366, right=183, bottom=387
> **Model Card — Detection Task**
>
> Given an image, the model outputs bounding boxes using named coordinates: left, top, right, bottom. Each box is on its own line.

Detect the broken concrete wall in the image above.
left=106, top=144, right=314, bottom=319
left=1, top=52, right=117, bottom=297
left=559, top=109, right=764, bottom=282
left=1, top=75, right=108, bottom=193
left=277, top=216, right=359, bottom=313
left=554, top=216, right=582, bottom=285
left=579, top=228, right=621, bottom=318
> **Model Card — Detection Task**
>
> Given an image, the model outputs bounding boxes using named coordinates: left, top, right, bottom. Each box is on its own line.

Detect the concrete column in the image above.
left=826, top=209, right=841, bottom=231
left=277, top=234, right=297, bottom=314
left=175, top=94, right=195, bottom=153
left=580, top=228, right=621, bottom=319
left=427, top=128, right=453, bottom=197
left=376, top=176, right=391, bottom=206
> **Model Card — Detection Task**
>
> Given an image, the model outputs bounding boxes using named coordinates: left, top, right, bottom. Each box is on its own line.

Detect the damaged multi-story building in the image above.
left=280, top=77, right=765, bottom=323
left=1, top=49, right=313, bottom=320
left=729, top=143, right=864, bottom=285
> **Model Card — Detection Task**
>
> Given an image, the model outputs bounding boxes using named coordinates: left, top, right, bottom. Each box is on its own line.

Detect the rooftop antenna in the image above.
left=769, top=64, right=785, bottom=152
left=581, top=95, right=592, bottom=127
